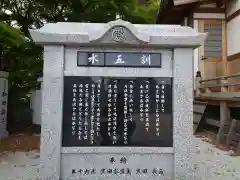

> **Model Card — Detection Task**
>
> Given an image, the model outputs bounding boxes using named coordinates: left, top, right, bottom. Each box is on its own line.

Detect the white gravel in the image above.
left=0, top=136, right=239, bottom=180
left=0, top=150, right=40, bottom=180
left=193, top=137, right=240, bottom=180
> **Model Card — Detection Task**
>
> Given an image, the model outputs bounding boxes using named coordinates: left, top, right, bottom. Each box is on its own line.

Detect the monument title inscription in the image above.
left=62, top=76, right=173, bottom=147
left=77, top=52, right=162, bottom=67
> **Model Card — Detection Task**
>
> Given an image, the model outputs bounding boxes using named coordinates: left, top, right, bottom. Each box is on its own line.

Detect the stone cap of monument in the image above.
left=30, top=19, right=207, bottom=48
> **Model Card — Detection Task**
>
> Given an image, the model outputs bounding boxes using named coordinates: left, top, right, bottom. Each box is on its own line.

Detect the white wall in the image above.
left=181, top=17, right=188, bottom=26
left=0, top=71, right=9, bottom=139
left=193, top=20, right=199, bottom=88
left=227, top=0, right=240, bottom=55
left=31, top=78, right=43, bottom=125
left=227, top=0, right=240, bottom=17
left=193, top=13, right=225, bottom=19
left=199, top=2, right=216, bottom=8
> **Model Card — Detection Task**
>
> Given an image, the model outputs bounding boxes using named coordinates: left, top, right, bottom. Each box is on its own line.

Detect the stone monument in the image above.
left=30, top=19, right=207, bottom=180
left=0, top=71, right=9, bottom=139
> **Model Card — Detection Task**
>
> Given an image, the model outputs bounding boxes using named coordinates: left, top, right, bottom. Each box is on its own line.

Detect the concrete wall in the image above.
left=30, top=78, right=43, bottom=125
left=193, top=20, right=199, bottom=87
left=227, top=17, right=240, bottom=56
left=31, top=90, right=42, bottom=125
left=226, top=0, right=240, bottom=79
left=227, top=0, right=240, bottom=17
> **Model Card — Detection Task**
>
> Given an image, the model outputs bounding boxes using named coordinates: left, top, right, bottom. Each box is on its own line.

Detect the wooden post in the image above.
left=205, top=87, right=211, bottom=94
left=216, top=77, right=229, bottom=144
left=226, top=119, right=237, bottom=148
left=236, top=142, right=240, bottom=155
left=216, top=101, right=229, bottom=144
left=222, top=20, right=228, bottom=77
left=220, top=78, right=228, bottom=92
left=198, top=20, right=205, bottom=79
left=222, top=21, right=228, bottom=76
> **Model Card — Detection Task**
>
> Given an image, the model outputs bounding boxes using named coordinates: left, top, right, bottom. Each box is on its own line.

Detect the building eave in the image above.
left=173, top=0, right=200, bottom=6
left=157, top=0, right=198, bottom=24
left=157, top=0, right=228, bottom=24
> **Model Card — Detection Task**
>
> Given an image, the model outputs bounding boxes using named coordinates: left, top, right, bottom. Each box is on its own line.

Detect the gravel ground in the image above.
left=193, top=136, right=240, bottom=180
left=0, top=136, right=239, bottom=180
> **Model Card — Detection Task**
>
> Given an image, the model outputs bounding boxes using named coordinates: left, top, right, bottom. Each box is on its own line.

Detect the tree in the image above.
left=0, top=0, right=159, bottom=131
left=1, top=0, right=159, bottom=89
left=1, top=0, right=159, bottom=90
left=0, top=22, right=43, bottom=132
left=0, top=22, right=42, bottom=89
left=1, top=0, right=159, bottom=38
left=0, top=22, right=25, bottom=71
left=0, top=22, right=42, bottom=111
left=0, top=0, right=160, bottom=97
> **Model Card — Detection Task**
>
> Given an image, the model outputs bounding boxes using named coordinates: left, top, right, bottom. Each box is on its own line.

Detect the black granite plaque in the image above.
left=62, top=76, right=172, bottom=147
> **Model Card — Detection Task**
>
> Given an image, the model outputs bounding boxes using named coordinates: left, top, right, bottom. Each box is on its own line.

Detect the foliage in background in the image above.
left=1, top=0, right=159, bottom=83
left=0, top=22, right=25, bottom=71
left=1, top=0, right=159, bottom=37
left=0, top=22, right=42, bottom=95
left=1, top=0, right=160, bottom=92
left=0, top=0, right=159, bottom=130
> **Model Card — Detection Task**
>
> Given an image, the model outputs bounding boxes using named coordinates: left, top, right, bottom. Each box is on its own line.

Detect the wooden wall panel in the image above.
left=204, top=22, right=222, bottom=58
left=228, top=58, right=240, bottom=91
left=202, top=61, right=223, bottom=81
left=229, top=58, right=240, bottom=77
left=216, top=62, right=223, bottom=76
left=201, top=61, right=223, bottom=92
left=198, top=19, right=227, bottom=79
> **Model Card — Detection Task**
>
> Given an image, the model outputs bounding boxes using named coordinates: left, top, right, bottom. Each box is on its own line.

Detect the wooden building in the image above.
left=157, top=0, right=240, bottom=83
left=157, top=0, right=240, bottom=152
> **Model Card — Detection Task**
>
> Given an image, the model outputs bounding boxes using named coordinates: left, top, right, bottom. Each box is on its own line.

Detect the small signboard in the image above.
left=0, top=77, right=8, bottom=138
left=77, top=52, right=162, bottom=67
left=62, top=76, right=173, bottom=147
